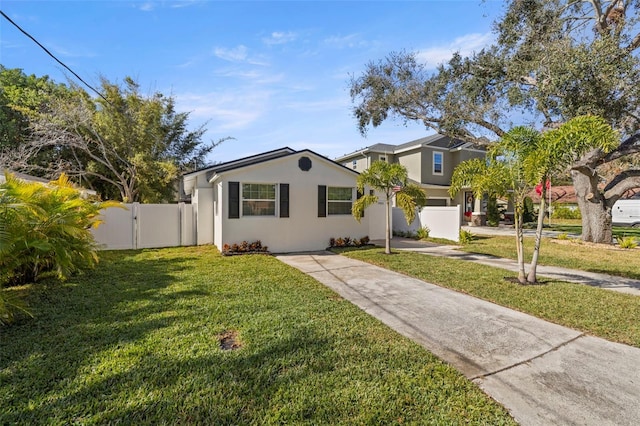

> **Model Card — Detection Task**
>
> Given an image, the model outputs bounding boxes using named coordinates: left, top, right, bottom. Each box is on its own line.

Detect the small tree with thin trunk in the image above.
left=450, top=127, right=540, bottom=284
left=352, top=161, right=427, bottom=254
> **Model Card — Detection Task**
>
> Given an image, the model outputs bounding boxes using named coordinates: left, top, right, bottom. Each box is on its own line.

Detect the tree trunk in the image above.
left=571, top=170, right=613, bottom=244
left=514, top=204, right=527, bottom=284
left=385, top=197, right=391, bottom=254
left=527, top=187, right=546, bottom=283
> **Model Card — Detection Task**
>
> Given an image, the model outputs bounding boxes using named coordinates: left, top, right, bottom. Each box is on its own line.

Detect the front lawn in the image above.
left=339, top=248, right=640, bottom=348
left=0, top=246, right=514, bottom=425
left=460, top=235, right=640, bottom=280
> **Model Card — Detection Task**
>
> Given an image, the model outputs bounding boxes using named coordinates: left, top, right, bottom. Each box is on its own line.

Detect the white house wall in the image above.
left=216, top=153, right=370, bottom=253
left=214, top=181, right=223, bottom=250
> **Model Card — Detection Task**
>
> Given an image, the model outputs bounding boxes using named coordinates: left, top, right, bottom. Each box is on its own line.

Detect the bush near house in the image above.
left=1, top=174, right=118, bottom=323
left=221, top=240, right=269, bottom=255
left=329, top=236, right=370, bottom=248
left=551, top=203, right=582, bottom=220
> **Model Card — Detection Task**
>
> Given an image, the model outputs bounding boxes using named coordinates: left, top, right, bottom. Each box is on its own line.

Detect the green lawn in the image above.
left=339, top=247, right=640, bottom=348
left=545, top=219, right=640, bottom=239
left=0, top=247, right=514, bottom=425
left=460, top=234, right=640, bottom=280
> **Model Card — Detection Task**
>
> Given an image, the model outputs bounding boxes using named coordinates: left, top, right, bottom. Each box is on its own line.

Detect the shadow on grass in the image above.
left=3, top=324, right=334, bottom=424
left=0, top=251, right=198, bottom=421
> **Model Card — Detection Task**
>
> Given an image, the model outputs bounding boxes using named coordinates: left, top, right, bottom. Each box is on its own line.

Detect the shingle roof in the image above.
left=183, top=147, right=296, bottom=178
left=336, top=134, right=483, bottom=161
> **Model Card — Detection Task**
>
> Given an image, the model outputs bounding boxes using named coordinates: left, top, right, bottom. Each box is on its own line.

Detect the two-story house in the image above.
left=335, top=134, right=486, bottom=221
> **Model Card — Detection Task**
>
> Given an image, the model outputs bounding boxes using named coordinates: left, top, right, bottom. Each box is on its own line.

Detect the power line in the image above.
left=0, top=9, right=110, bottom=104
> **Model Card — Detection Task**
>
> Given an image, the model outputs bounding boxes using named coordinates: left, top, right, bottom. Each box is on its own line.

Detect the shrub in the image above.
left=556, top=233, right=570, bottom=240
left=619, top=236, right=638, bottom=249
left=459, top=229, right=474, bottom=244
left=551, top=203, right=581, bottom=220
left=523, top=196, right=536, bottom=224
left=486, top=196, right=502, bottom=227
left=222, top=240, right=269, bottom=255
left=0, top=288, right=32, bottom=326
left=0, top=173, right=120, bottom=287
left=416, top=226, right=430, bottom=239
left=328, top=236, right=370, bottom=249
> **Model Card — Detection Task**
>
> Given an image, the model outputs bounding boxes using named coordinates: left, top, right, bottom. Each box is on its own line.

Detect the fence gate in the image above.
left=91, top=202, right=195, bottom=250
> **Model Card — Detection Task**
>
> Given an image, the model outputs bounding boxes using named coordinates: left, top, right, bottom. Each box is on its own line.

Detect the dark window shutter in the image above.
left=357, top=189, right=364, bottom=218
left=318, top=185, right=326, bottom=217
left=280, top=183, right=289, bottom=218
left=229, top=181, right=240, bottom=219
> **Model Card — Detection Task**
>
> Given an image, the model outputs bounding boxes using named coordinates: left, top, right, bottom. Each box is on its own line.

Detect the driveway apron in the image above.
left=276, top=251, right=640, bottom=426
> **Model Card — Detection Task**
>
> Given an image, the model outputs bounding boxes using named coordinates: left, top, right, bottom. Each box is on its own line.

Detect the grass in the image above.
left=338, top=247, right=640, bottom=348
left=459, top=235, right=640, bottom=280
left=546, top=219, right=640, bottom=239
left=0, top=246, right=515, bottom=425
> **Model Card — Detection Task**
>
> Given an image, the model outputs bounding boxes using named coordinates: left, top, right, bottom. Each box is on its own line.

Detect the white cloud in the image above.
left=263, top=31, right=297, bottom=45
left=176, top=90, right=272, bottom=131
left=138, top=2, right=155, bottom=12
left=416, top=32, right=494, bottom=69
left=213, top=45, right=249, bottom=62
left=212, top=68, right=284, bottom=85
left=47, top=41, right=96, bottom=58
left=323, top=33, right=368, bottom=49
left=213, top=45, right=269, bottom=66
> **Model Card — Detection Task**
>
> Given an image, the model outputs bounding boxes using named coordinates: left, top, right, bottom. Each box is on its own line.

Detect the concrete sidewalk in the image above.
left=276, top=251, right=640, bottom=426
left=373, top=237, right=640, bottom=296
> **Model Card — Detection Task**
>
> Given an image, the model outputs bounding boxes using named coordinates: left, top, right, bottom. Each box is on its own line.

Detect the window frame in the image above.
left=432, top=151, right=444, bottom=176
left=327, top=186, right=354, bottom=216
left=241, top=182, right=277, bottom=217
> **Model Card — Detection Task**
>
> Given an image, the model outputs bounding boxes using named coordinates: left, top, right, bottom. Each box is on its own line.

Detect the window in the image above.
left=242, top=183, right=276, bottom=216
left=380, top=156, right=386, bottom=162
left=328, top=187, right=353, bottom=215
left=433, top=151, right=443, bottom=175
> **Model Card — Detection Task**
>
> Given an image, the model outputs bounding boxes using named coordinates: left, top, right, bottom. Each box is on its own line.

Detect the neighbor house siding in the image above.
left=421, top=148, right=451, bottom=185
left=397, top=150, right=422, bottom=183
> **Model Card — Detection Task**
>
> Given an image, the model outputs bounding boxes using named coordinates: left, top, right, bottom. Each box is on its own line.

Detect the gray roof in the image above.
left=336, top=134, right=481, bottom=161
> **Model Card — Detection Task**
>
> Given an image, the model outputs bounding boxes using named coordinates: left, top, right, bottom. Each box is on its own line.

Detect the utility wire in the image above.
left=0, top=9, right=110, bottom=104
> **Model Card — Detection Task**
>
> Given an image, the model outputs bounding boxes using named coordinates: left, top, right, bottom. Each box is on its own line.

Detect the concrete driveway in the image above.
left=276, top=251, right=640, bottom=426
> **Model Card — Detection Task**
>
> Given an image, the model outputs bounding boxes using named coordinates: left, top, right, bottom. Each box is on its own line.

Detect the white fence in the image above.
left=91, top=203, right=195, bottom=250
left=393, top=205, right=461, bottom=242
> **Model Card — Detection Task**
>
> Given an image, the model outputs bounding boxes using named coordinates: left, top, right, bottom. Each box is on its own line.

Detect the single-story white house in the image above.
left=182, top=147, right=385, bottom=253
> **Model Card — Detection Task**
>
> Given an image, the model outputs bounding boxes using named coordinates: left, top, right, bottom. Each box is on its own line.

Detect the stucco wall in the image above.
left=215, top=153, right=371, bottom=253
left=420, top=148, right=451, bottom=185
left=397, top=150, right=422, bottom=183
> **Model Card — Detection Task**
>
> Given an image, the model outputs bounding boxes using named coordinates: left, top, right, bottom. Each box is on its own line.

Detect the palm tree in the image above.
left=450, top=127, right=540, bottom=284
left=525, top=116, right=618, bottom=282
left=352, top=161, right=427, bottom=254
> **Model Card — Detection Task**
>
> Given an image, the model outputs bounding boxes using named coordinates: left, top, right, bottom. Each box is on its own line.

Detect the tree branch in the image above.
left=603, top=169, right=640, bottom=203
left=602, top=133, right=640, bottom=163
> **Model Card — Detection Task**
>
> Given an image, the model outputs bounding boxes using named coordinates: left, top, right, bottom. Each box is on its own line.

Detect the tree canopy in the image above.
left=1, top=69, right=228, bottom=202
left=350, top=0, right=640, bottom=243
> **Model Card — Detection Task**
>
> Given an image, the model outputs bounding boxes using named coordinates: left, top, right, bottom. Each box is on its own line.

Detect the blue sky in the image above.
left=1, top=1, right=504, bottom=163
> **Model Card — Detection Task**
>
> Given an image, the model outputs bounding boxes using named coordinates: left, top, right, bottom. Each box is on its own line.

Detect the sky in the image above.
left=0, top=0, right=505, bottom=164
